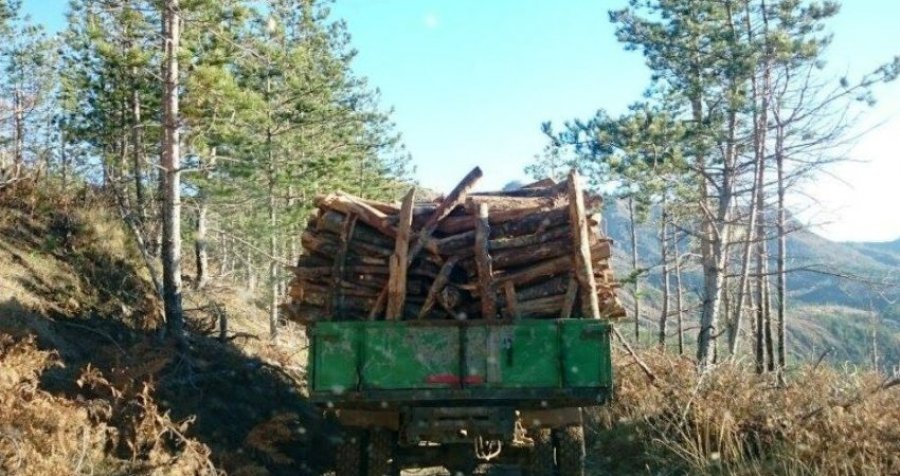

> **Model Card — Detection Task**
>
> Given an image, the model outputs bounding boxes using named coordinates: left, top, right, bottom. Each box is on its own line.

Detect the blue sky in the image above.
left=21, top=0, right=900, bottom=242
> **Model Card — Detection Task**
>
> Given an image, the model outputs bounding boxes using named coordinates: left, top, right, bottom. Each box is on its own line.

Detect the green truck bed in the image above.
left=308, top=319, right=613, bottom=408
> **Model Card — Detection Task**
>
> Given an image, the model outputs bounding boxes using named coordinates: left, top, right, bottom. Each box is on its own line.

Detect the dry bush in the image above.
left=592, top=348, right=900, bottom=475
left=0, top=335, right=219, bottom=475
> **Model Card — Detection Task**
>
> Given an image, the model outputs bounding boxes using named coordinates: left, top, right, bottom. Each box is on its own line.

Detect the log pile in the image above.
left=282, top=168, right=625, bottom=323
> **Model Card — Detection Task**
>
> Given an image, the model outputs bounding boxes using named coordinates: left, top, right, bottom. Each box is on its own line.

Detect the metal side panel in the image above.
left=561, top=320, right=613, bottom=388
left=360, top=323, right=460, bottom=389
left=311, top=322, right=360, bottom=394
left=491, top=321, right=561, bottom=388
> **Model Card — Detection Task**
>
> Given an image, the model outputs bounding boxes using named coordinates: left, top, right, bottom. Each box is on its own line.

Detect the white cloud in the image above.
left=424, top=13, right=439, bottom=29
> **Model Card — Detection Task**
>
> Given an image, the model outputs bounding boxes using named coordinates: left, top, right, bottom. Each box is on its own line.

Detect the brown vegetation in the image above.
left=588, top=349, right=900, bottom=475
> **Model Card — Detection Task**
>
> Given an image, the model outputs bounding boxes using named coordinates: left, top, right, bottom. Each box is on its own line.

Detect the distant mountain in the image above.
left=600, top=199, right=900, bottom=368
left=842, top=239, right=900, bottom=268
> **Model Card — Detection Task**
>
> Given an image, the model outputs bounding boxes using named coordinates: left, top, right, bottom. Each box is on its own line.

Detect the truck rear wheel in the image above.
left=554, top=424, right=585, bottom=476
left=336, top=428, right=398, bottom=476
left=335, top=429, right=364, bottom=476
left=365, top=428, right=397, bottom=476
left=524, top=428, right=555, bottom=476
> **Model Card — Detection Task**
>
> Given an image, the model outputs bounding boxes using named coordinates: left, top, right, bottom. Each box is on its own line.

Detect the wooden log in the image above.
left=488, top=225, right=570, bottom=251
left=474, top=203, right=497, bottom=319
left=294, top=279, right=381, bottom=299
left=330, top=214, right=357, bottom=315
left=425, top=230, right=475, bottom=255
left=426, top=207, right=572, bottom=255
left=418, top=255, right=460, bottom=319
left=492, top=237, right=572, bottom=269
left=438, top=203, right=556, bottom=235
left=289, top=265, right=389, bottom=279
left=517, top=294, right=567, bottom=317
left=491, top=205, right=570, bottom=237
left=316, top=192, right=397, bottom=238
left=521, top=178, right=557, bottom=189
left=317, top=210, right=395, bottom=249
left=407, top=166, right=483, bottom=263
left=301, top=230, right=389, bottom=265
left=387, top=188, right=416, bottom=320
left=493, top=255, right=571, bottom=289
left=559, top=276, right=579, bottom=319
left=503, top=282, right=520, bottom=320
left=295, top=253, right=330, bottom=268
left=496, top=274, right=571, bottom=305
left=567, top=170, right=601, bottom=319
left=471, top=179, right=567, bottom=197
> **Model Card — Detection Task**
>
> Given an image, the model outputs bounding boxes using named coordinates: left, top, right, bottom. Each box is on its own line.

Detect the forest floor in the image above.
left=1, top=182, right=899, bottom=475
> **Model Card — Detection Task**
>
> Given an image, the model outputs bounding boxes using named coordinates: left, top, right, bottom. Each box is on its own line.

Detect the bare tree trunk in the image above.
left=658, top=200, right=670, bottom=349
left=60, top=129, right=69, bottom=192
left=13, top=88, right=24, bottom=176
left=266, top=68, right=279, bottom=339
left=869, top=299, right=879, bottom=372
left=131, top=71, right=147, bottom=225
left=754, top=269, right=765, bottom=374
left=161, top=0, right=184, bottom=343
left=674, top=231, right=685, bottom=355
left=763, top=262, right=775, bottom=373
left=195, top=197, right=208, bottom=288
left=697, top=121, right=735, bottom=367
left=756, top=233, right=774, bottom=373
left=628, top=196, right=641, bottom=343
left=775, top=121, right=787, bottom=370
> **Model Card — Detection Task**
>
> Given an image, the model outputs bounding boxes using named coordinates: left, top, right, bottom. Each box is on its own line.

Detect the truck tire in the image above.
left=365, top=428, right=397, bottom=476
left=553, top=424, right=585, bottom=476
left=336, top=429, right=364, bottom=476
left=524, top=428, right=555, bottom=476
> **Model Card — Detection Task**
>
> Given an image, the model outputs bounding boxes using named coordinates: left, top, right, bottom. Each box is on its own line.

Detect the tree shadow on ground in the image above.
left=0, top=295, right=341, bottom=475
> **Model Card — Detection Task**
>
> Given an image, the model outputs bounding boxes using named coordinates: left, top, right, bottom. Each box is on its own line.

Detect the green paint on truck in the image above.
left=310, top=319, right=612, bottom=397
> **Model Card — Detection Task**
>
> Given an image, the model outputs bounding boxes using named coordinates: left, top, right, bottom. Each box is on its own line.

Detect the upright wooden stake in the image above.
left=386, top=188, right=416, bottom=320
left=560, top=276, right=579, bottom=319
left=474, top=203, right=497, bottom=319
left=567, top=171, right=601, bottom=319
left=331, top=215, right=357, bottom=317
left=503, top=282, right=521, bottom=320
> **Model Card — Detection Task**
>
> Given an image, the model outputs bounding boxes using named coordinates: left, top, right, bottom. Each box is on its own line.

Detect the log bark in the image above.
left=492, top=237, right=572, bottom=269
left=318, top=210, right=395, bottom=249
left=418, top=256, right=460, bottom=319
left=494, top=255, right=571, bottom=288
left=386, top=188, right=416, bottom=320
left=567, top=171, right=601, bottom=319
left=503, top=282, right=520, bottom=320
left=316, top=192, right=397, bottom=238
left=474, top=203, right=497, bottom=319
left=490, top=225, right=570, bottom=250
left=560, top=276, right=579, bottom=319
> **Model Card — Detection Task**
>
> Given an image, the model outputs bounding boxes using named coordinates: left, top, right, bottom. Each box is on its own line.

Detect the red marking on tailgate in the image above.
left=425, top=374, right=486, bottom=385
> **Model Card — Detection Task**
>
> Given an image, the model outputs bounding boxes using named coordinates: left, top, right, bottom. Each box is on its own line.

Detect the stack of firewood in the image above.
left=282, top=168, right=624, bottom=322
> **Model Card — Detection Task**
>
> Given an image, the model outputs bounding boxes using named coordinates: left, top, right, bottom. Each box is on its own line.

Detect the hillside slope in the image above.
left=0, top=184, right=331, bottom=475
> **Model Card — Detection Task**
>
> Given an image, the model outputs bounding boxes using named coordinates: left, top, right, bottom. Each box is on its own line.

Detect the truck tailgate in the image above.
left=309, top=319, right=612, bottom=405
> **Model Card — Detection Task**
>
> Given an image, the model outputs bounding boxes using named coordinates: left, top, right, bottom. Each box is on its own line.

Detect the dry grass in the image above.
left=0, top=335, right=217, bottom=475
left=589, top=348, right=900, bottom=475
